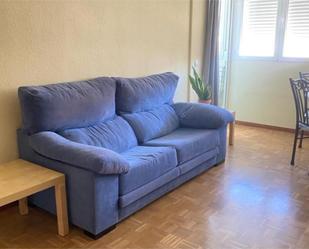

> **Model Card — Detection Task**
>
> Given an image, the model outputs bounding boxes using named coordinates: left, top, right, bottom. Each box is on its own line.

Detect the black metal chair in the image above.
left=300, top=72, right=309, bottom=82
left=290, top=78, right=309, bottom=165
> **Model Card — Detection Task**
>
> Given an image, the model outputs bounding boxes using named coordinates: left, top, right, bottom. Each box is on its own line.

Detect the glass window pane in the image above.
left=283, top=0, right=309, bottom=58
left=239, top=0, right=278, bottom=57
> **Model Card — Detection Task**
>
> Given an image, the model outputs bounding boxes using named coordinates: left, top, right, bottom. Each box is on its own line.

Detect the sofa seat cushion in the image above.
left=120, top=146, right=177, bottom=195
left=122, top=104, right=179, bottom=143
left=58, top=116, right=137, bottom=153
left=144, top=128, right=220, bottom=164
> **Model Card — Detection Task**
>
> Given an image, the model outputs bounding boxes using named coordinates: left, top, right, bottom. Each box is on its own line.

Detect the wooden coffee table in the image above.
left=0, top=159, right=69, bottom=236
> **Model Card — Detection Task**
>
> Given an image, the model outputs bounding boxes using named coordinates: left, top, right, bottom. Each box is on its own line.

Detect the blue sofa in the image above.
left=17, top=72, right=233, bottom=238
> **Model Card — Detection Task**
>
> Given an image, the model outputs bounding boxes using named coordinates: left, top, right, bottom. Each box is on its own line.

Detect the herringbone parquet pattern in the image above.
left=1, top=125, right=309, bottom=249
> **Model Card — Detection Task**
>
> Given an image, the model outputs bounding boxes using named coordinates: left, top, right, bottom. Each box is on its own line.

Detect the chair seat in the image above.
left=144, top=128, right=220, bottom=164
left=119, top=146, right=177, bottom=195
left=299, top=122, right=309, bottom=131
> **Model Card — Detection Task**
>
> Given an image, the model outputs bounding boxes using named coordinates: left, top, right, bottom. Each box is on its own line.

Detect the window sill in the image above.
left=232, top=55, right=309, bottom=63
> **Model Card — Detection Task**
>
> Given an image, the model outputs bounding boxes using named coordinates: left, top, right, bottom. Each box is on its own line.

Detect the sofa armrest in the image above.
left=29, top=131, right=129, bottom=175
left=172, top=102, right=234, bottom=129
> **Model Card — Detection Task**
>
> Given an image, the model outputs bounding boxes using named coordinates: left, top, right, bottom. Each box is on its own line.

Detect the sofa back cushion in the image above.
left=18, top=77, right=116, bottom=135
left=115, top=72, right=179, bottom=143
left=123, top=105, right=179, bottom=143
left=58, top=116, right=137, bottom=153
left=115, top=72, right=179, bottom=113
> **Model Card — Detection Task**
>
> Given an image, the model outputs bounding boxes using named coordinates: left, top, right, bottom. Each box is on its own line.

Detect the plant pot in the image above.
left=199, top=99, right=212, bottom=104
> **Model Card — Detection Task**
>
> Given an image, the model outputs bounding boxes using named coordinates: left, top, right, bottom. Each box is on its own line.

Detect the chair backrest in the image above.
left=290, top=78, right=309, bottom=126
left=299, top=72, right=309, bottom=82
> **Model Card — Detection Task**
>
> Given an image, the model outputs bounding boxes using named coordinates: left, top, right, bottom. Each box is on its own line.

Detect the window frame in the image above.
left=232, top=0, right=309, bottom=62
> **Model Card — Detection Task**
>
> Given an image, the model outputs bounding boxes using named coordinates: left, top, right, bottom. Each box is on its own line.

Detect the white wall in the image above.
left=229, top=60, right=309, bottom=128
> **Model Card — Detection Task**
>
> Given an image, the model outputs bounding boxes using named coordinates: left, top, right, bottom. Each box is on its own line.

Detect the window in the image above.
left=239, top=0, right=278, bottom=57
left=236, top=0, right=309, bottom=59
left=283, top=0, right=309, bottom=58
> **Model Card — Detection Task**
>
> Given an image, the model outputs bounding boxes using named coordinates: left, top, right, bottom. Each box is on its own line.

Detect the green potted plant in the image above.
left=189, top=66, right=212, bottom=104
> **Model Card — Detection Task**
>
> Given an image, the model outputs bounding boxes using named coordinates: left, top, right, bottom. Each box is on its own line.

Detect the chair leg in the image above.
left=291, top=127, right=299, bottom=165
left=299, top=130, right=304, bottom=148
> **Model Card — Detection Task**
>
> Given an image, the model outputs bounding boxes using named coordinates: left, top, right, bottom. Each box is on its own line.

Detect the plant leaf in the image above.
left=189, top=66, right=212, bottom=100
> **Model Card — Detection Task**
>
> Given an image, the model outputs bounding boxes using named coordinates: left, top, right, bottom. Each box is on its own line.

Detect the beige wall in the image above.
left=229, top=60, right=309, bottom=128
left=189, top=0, right=206, bottom=102
left=0, top=0, right=206, bottom=163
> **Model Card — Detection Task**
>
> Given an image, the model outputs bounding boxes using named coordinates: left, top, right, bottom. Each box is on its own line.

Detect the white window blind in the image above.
left=283, top=0, right=309, bottom=58
left=239, top=0, right=279, bottom=57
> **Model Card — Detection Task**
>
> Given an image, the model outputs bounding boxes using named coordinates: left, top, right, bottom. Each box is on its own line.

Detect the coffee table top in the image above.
left=0, top=159, right=64, bottom=206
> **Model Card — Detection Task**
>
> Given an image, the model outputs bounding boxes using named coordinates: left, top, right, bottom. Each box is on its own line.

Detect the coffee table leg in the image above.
left=55, top=180, right=69, bottom=236
left=19, top=197, right=28, bottom=215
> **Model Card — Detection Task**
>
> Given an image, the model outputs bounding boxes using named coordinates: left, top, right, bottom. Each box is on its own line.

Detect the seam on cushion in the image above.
left=57, top=114, right=117, bottom=132
left=178, top=148, right=219, bottom=175
left=178, top=104, right=194, bottom=119
left=58, top=116, right=137, bottom=153
left=142, top=142, right=217, bottom=164
left=118, top=168, right=180, bottom=207
left=177, top=145, right=219, bottom=165
left=119, top=147, right=178, bottom=195
left=142, top=129, right=220, bottom=163
left=178, top=146, right=219, bottom=167
left=120, top=106, right=179, bottom=144
left=119, top=103, right=176, bottom=115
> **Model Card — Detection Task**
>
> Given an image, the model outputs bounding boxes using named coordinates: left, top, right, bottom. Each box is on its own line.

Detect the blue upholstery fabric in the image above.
left=119, top=168, right=180, bottom=208
left=17, top=129, right=119, bottom=235
left=115, top=72, right=179, bottom=113
left=59, top=116, right=137, bottom=153
left=216, top=126, right=228, bottom=163
left=29, top=131, right=129, bottom=175
left=119, top=146, right=177, bottom=195
left=178, top=148, right=218, bottom=174
left=172, top=102, right=234, bottom=129
left=122, top=105, right=179, bottom=143
left=119, top=156, right=217, bottom=221
left=18, top=77, right=116, bottom=135
left=144, top=128, right=220, bottom=164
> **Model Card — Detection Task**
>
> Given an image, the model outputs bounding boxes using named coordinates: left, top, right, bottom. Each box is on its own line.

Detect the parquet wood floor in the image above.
left=1, top=125, right=309, bottom=249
